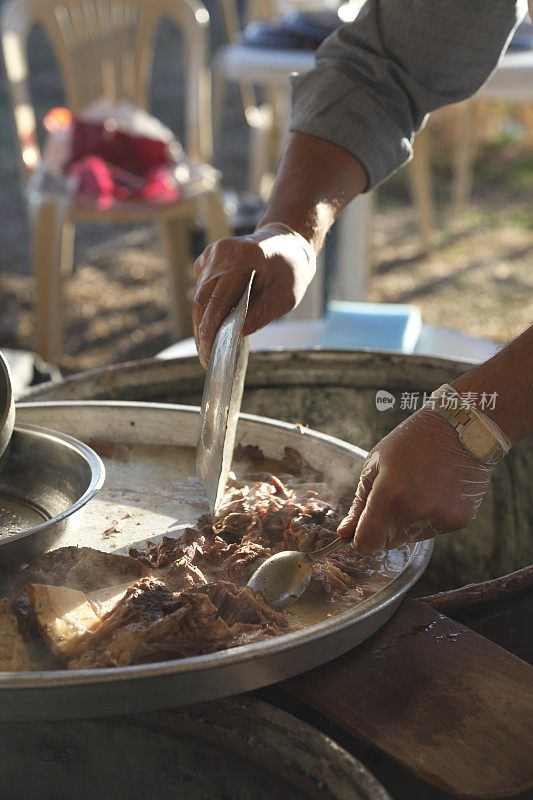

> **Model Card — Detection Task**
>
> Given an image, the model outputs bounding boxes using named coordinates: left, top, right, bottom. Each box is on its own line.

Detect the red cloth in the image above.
left=66, top=119, right=182, bottom=208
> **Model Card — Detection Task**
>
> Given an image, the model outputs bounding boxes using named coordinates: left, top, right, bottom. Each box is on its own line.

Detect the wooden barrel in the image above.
left=0, top=698, right=390, bottom=800
left=25, top=351, right=533, bottom=596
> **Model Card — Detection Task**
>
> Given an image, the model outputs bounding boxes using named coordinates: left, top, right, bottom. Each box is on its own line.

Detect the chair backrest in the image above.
left=1, top=0, right=212, bottom=188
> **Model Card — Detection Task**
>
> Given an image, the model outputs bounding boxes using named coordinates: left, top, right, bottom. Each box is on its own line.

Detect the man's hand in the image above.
left=337, top=408, right=493, bottom=552
left=192, top=224, right=316, bottom=368
left=192, top=131, right=368, bottom=368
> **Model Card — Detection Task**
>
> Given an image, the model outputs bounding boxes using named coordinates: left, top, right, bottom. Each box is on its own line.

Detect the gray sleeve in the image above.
left=290, top=0, right=526, bottom=189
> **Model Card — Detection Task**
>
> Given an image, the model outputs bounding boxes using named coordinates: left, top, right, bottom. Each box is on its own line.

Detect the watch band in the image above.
left=425, top=383, right=511, bottom=466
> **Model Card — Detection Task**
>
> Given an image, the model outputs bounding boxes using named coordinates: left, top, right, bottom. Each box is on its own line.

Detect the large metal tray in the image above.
left=4, top=401, right=432, bottom=722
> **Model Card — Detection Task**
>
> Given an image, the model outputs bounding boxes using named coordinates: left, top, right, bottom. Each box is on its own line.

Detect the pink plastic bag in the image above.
left=68, top=120, right=182, bottom=207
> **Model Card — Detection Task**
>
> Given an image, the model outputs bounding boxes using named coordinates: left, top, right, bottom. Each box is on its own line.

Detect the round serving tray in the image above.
left=3, top=401, right=432, bottom=722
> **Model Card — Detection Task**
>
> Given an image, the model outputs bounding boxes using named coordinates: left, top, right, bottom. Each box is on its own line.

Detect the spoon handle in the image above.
left=308, top=536, right=346, bottom=562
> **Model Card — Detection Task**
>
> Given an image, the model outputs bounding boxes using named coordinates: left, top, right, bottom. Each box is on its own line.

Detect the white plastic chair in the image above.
left=452, top=46, right=533, bottom=212
left=1, top=0, right=230, bottom=363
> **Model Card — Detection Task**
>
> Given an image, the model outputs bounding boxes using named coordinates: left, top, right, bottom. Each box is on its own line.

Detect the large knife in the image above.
left=197, top=273, right=255, bottom=517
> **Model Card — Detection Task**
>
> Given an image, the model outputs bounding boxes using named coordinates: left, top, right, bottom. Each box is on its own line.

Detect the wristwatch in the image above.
left=425, top=384, right=511, bottom=466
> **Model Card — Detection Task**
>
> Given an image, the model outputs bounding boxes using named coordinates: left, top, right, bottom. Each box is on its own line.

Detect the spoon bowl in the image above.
left=247, top=551, right=314, bottom=609
left=247, top=536, right=347, bottom=609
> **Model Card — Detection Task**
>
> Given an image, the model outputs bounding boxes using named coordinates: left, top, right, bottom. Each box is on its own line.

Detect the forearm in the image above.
left=452, top=325, right=533, bottom=445
left=291, top=0, right=523, bottom=190
left=257, top=131, right=368, bottom=254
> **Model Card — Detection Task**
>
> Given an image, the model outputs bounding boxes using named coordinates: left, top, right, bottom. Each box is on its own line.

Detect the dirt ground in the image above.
left=0, top=5, right=532, bottom=373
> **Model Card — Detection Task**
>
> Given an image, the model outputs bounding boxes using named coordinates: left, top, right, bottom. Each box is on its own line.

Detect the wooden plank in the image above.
left=282, top=599, right=533, bottom=799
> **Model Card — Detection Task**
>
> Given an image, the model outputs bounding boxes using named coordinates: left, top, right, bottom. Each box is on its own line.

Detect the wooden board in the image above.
left=282, top=599, right=533, bottom=799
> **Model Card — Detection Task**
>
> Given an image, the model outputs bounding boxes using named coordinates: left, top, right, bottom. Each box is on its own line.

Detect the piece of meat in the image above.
left=213, top=478, right=342, bottom=556
left=282, top=520, right=321, bottom=552
left=23, top=583, right=101, bottom=659
left=8, top=545, right=147, bottom=665
left=67, top=576, right=290, bottom=669
left=12, top=581, right=136, bottom=664
left=198, top=538, right=270, bottom=582
left=282, top=447, right=323, bottom=480
left=130, top=533, right=207, bottom=570
left=200, top=581, right=289, bottom=631
left=223, top=541, right=270, bottom=580
left=308, top=562, right=363, bottom=601
left=10, top=547, right=147, bottom=594
left=131, top=531, right=270, bottom=590
left=0, top=598, right=39, bottom=671
left=234, top=443, right=265, bottom=465
left=130, top=536, right=210, bottom=592
left=214, top=482, right=298, bottom=548
left=327, top=550, right=367, bottom=580
left=271, top=475, right=289, bottom=498
left=68, top=579, right=234, bottom=668
left=213, top=510, right=257, bottom=543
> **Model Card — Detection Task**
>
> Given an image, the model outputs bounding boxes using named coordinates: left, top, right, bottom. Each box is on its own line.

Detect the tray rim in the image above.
left=3, top=401, right=433, bottom=692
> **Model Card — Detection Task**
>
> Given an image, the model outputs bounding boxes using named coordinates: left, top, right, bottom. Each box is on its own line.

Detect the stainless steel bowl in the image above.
left=0, top=351, right=15, bottom=470
left=0, top=423, right=105, bottom=567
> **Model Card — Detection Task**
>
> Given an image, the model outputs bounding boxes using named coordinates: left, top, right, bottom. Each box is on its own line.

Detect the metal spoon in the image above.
left=247, top=536, right=347, bottom=609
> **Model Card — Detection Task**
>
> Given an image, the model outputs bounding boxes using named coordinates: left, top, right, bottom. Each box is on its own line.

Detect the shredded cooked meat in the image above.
left=6, top=449, right=378, bottom=671
left=234, top=443, right=265, bottom=465
left=9, top=547, right=147, bottom=594
left=67, top=577, right=288, bottom=669
left=197, top=581, right=289, bottom=630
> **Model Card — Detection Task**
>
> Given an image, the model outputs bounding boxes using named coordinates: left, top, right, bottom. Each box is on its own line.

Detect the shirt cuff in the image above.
left=289, top=65, right=417, bottom=191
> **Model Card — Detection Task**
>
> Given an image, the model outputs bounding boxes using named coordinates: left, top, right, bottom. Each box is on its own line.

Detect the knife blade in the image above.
left=197, top=273, right=255, bottom=517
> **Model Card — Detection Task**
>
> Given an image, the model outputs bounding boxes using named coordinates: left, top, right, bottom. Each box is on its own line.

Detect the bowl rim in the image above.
left=0, top=351, right=15, bottom=463
left=0, top=422, right=105, bottom=545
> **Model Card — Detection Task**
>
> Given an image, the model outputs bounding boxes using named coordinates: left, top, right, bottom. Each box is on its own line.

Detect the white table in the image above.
left=481, top=50, right=533, bottom=100
left=158, top=320, right=499, bottom=363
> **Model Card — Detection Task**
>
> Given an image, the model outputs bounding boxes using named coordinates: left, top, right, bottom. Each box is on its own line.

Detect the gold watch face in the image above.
left=460, top=419, right=496, bottom=460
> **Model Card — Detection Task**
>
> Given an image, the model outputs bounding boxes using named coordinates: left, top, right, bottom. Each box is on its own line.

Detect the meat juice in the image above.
left=0, top=494, right=49, bottom=537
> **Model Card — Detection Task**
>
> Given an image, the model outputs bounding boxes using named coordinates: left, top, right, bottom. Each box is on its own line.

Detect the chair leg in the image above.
left=452, top=100, right=479, bottom=215
left=246, top=104, right=274, bottom=198
left=200, top=189, right=231, bottom=244
left=162, top=218, right=194, bottom=340
left=408, top=125, right=436, bottom=256
left=28, top=197, right=73, bottom=364
left=212, top=52, right=228, bottom=155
